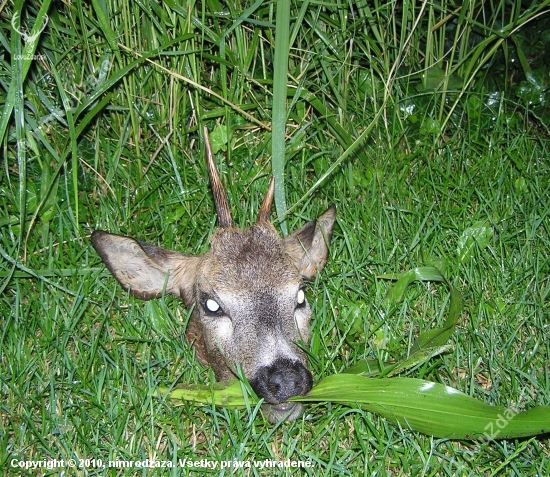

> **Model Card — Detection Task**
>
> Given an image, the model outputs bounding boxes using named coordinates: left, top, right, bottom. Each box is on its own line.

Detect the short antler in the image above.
left=257, top=176, right=275, bottom=223
left=204, top=126, right=232, bottom=228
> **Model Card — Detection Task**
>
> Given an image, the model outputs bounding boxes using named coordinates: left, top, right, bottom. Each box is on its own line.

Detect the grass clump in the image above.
left=1, top=0, right=549, bottom=475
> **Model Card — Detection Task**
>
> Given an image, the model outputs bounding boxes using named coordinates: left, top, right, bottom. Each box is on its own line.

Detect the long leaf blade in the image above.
left=291, top=375, right=550, bottom=439
left=161, top=375, right=550, bottom=440
left=271, top=0, right=291, bottom=234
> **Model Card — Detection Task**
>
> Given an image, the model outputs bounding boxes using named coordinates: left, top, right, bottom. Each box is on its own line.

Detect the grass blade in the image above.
left=0, top=1, right=52, bottom=144
left=271, top=0, right=291, bottom=234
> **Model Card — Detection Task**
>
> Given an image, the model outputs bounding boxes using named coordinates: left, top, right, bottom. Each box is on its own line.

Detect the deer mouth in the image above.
left=261, top=402, right=304, bottom=423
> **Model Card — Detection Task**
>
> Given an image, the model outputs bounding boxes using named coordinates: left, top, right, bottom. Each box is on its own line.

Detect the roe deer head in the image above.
left=91, top=127, right=336, bottom=422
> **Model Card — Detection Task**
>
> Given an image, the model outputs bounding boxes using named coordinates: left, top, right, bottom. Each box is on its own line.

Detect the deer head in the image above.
left=91, top=127, right=336, bottom=422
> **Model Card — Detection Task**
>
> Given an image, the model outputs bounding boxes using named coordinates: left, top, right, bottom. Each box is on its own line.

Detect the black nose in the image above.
left=250, top=358, right=313, bottom=404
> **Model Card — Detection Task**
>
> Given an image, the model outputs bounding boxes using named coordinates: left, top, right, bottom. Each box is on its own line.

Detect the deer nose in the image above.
left=250, top=357, right=313, bottom=404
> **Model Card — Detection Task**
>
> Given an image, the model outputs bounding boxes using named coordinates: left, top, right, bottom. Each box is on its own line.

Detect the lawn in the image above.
left=1, top=0, right=549, bottom=475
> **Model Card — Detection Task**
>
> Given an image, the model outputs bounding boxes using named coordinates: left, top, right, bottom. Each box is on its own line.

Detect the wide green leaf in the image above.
left=290, top=374, right=550, bottom=439
left=380, top=266, right=445, bottom=306
left=162, top=375, right=550, bottom=440
left=159, top=380, right=247, bottom=408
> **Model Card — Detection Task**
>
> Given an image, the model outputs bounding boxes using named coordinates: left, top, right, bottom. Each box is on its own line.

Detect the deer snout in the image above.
left=250, top=357, right=313, bottom=422
left=251, top=357, right=313, bottom=403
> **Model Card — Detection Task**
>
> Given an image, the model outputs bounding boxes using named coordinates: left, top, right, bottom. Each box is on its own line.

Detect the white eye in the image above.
left=205, top=298, right=220, bottom=313
left=297, top=289, right=305, bottom=305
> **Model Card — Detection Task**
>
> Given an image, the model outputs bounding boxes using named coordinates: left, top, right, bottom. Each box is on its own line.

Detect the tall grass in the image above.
left=1, top=0, right=549, bottom=474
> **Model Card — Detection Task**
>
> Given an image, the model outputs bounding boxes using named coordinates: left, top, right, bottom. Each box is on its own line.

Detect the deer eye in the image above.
left=205, top=298, right=221, bottom=313
left=296, top=288, right=306, bottom=307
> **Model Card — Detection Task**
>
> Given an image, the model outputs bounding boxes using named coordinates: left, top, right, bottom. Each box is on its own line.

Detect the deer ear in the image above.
left=91, top=230, right=200, bottom=305
left=283, top=205, right=336, bottom=280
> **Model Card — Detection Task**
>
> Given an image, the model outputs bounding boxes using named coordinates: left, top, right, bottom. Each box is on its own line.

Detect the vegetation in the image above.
left=1, top=0, right=549, bottom=474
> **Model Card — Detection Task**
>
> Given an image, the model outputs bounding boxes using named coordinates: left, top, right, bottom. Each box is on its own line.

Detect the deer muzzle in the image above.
left=249, top=357, right=313, bottom=423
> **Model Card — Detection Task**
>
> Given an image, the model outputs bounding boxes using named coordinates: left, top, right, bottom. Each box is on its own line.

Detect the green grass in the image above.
left=1, top=0, right=550, bottom=475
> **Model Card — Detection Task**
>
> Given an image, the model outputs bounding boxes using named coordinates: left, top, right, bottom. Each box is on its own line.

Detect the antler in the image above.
left=257, top=176, right=275, bottom=223
left=204, top=126, right=232, bottom=228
